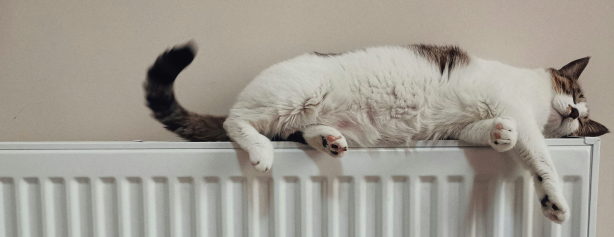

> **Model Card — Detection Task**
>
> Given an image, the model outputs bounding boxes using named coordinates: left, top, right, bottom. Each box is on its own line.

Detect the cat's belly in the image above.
left=325, top=81, right=499, bottom=145
left=320, top=90, right=428, bottom=145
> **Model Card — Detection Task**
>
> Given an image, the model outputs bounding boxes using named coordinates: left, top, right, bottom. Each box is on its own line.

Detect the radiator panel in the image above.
left=0, top=139, right=599, bottom=237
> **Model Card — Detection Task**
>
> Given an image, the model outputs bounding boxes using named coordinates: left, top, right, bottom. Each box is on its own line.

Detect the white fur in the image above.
left=222, top=46, right=584, bottom=222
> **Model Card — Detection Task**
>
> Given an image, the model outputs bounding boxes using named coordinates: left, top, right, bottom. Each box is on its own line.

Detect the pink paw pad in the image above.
left=326, top=135, right=342, bottom=142
left=322, top=135, right=347, bottom=156
left=489, top=117, right=517, bottom=152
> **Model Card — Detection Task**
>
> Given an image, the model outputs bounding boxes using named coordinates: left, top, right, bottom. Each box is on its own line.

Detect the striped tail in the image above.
left=144, top=41, right=230, bottom=141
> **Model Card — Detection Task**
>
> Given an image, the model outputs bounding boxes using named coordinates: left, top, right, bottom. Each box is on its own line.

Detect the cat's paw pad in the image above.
left=303, top=125, right=348, bottom=157
left=490, top=117, right=518, bottom=152
left=322, top=135, right=348, bottom=157
left=249, top=150, right=274, bottom=172
left=540, top=194, right=569, bottom=223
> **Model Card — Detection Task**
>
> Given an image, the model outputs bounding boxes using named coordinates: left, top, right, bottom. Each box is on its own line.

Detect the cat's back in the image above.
left=235, top=45, right=443, bottom=104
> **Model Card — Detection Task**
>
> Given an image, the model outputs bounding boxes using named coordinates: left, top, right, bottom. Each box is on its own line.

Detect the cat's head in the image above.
left=544, top=57, right=609, bottom=137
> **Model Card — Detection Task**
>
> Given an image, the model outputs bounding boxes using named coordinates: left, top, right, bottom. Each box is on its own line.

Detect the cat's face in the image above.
left=544, top=57, right=609, bottom=137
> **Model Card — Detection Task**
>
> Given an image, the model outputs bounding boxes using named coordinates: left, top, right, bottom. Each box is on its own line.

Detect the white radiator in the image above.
left=0, top=138, right=600, bottom=237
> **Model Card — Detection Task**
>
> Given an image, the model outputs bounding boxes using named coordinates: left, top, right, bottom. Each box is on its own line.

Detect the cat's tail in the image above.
left=144, top=41, right=230, bottom=141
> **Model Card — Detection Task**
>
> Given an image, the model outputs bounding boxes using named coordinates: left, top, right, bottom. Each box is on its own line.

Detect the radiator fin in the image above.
left=418, top=176, right=437, bottom=237
left=446, top=176, right=464, bottom=237
left=202, top=177, right=221, bottom=237
left=21, top=177, right=43, bottom=237
left=96, top=177, right=118, bottom=237
left=364, top=176, right=382, bottom=237
left=391, top=176, right=409, bottom=237
left=335, top=176, right=354, bottom=237
left=281, top=177, right=300, bottom=237
left=149, top=177, right=170, bottom=237
left=46, top=178, right=68, bottom=237
left=229, top=177, right=247, bottom=237
left=123, top=177, right=144, bottom=237
left=176, top=177, right=196, bottom=237
left=562, top=176, right=582, bottom=237
left=0, top=178, right=17, bottom=237
left=309, top=177, right=327, bottom=237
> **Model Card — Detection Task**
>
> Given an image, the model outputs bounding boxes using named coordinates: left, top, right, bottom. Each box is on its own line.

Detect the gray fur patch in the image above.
left=408, top=44, right=470, bottom=75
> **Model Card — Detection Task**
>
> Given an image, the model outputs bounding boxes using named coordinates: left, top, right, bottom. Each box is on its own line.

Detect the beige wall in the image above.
left=1, top=0, right=612, bottom=234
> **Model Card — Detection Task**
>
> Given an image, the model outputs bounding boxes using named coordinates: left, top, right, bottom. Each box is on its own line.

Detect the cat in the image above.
left=144, top=41, right=608, bottom=223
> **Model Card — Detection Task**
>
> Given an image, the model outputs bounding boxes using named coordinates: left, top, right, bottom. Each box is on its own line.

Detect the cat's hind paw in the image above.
left=489, top=117, right=518, bottom=152
left=248, top=146, right=274, bottom=172
left=321, top=135, right=348, bottom=157
left=303, top=125, right=349, bottom=157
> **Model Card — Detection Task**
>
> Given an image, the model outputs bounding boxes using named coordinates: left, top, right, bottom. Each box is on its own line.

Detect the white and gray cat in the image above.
left=144, top=41, right=608, bottom=223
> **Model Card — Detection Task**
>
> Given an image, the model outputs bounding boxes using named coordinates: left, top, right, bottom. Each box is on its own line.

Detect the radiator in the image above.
left=0, top=138, right=600, bottom=237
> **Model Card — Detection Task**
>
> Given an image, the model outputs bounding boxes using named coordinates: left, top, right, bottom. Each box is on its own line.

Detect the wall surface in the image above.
left=0, top=0, right=612, bottom=234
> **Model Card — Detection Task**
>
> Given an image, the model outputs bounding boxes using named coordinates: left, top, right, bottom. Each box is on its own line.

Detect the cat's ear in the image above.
left=559, top=57, right=590, bottom=81
left=574, top=119, right=609, bottom=137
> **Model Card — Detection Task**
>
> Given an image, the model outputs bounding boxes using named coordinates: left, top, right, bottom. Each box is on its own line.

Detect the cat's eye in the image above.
left=579, top=94, right=584, bottom=98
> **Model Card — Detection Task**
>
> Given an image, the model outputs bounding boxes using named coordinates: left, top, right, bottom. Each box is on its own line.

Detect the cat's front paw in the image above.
left=321, top=135, right=348, bottom=157
left=540, top=194, right=569, bottom=223
left=489, top=117, right=518, bottom=152
left=535, top=175, right=569, bottom=223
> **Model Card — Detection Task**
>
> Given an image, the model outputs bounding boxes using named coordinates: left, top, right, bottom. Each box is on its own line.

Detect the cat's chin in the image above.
left=546, top=109, right=564, bottom=125
left=544, top=110, right=579, bottom=138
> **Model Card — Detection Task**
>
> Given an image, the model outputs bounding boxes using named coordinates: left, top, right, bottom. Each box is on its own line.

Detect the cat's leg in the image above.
left=223, top=118, right=274, bottom=172
left=514, top=120, right=569, bottom=223
left=302, top=125, right=348, bottom=157
left=458, top=116, right=518, bottom=152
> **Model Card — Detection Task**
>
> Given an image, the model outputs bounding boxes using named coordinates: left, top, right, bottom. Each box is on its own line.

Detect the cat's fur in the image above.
left=144, top=41, right=608, bottom=223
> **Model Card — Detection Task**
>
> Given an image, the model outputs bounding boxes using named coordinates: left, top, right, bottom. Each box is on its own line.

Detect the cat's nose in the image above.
left=569, top=107, right=579, bottom=119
